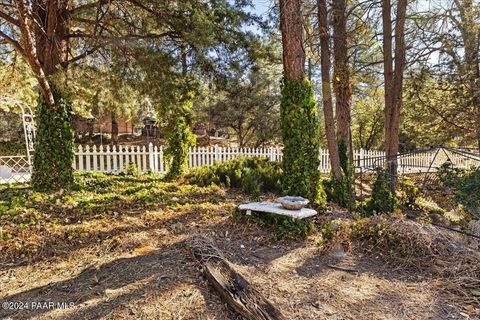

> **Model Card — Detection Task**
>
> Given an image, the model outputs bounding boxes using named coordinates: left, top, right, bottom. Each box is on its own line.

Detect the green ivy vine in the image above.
left=164, top=96, right=196, bottom=180
left=280, top=76, right=323, bottom=202
left=31, top=91, right=74, bottom=191
left=324, top=140, right=355, bottom=209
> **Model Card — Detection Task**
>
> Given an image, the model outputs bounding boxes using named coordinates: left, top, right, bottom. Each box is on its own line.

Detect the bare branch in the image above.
left=15, top=0, right=55, bottom=107
left=68, top=31, right=177, bottom=40
left=0, top=9, right=19, bottom=26
left=62, top=46, right=101, bottom=67
left=0, top=29, right=25, bottom=57
left=69, top=0, right=109, bottom=15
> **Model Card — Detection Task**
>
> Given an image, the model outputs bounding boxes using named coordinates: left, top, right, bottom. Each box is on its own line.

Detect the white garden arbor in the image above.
left=0, top=97, right=36, bottom=183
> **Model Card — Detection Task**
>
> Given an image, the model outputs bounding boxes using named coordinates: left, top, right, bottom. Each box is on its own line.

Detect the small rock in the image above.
left=330, top=243, right=347, bottom=258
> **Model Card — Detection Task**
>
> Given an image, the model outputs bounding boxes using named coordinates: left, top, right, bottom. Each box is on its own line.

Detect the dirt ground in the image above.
left=0, top=187, right=479, bottom=320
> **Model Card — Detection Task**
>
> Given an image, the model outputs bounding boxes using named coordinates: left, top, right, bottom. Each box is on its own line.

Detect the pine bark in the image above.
left=332, top=0, right=352, bottom=160
left=382, top=0, right=408, bottom=192
left=111, top=113, right=119, bottom=145
left=279, top=0, right=305, bottom=80
left=317, top=0, right=342, bottom=179
left=383, top=0, right=394, bottom=166
left=456, top=0, right=480, bottom=152
left=16, top=0, right=69, bottom=106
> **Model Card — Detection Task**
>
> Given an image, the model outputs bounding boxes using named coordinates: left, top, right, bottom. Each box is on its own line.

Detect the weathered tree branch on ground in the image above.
left=189, top=237, right=286, bottom=320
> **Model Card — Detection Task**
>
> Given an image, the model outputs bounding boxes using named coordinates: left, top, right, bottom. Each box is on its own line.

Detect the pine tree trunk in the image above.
left=382, top=0, right=407, bottom=194
left=476, top=77, right=480, bottom=152
left=279, top=0, right=305, bottom=80
left=279, top=0, right=321, bottom=201
left=87, top=119, right=95, bottom=142
left=29, top=0, right=75, bottom=191
left=111, top=113, right=119, bottom=145
left=389, top=0, right=408, bottom=191
left=382, top=0, right=394, bottom=171
left=317, top=0, right=342, bottom=180
left=477, top=110, right=480, bottom=153
left=457, top=0, right=480, bottom=153
left=332, top=0, right=352, bottom=161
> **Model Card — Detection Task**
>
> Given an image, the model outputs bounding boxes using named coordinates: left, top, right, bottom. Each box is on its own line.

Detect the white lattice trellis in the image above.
left=0, top=156, right=31, bottom=183
left=0, top=99, right=36, bottom=184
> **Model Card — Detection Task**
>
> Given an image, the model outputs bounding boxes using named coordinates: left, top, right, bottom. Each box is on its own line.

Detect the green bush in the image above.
left=323, top=174, right=352, bottom=208
left=125, top=163, right=141, bottom=176
left=360, top=168, right=398, bottom=216
left=438, top=162, right=480, bottom=216
left=322, top=141, right=354, bottom=209
left=184, top=157, right=282, bottom=197
left=31, top=91, right=74, bottom=191
left=398, top=176, right=421, bottom=210
left=0, top=141, right=26, bottom=156
left=164, top=116, right=196, bottom=180
left=234, top=208, right=315, bottom=240
left=280, top=76, right=320, bottom=201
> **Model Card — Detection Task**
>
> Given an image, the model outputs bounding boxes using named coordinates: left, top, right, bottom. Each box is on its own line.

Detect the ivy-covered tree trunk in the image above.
left=31, top=91, right=74, bottom=191
left=8, top=0, right=76, bottom=191
left=280, top=78, right=321, bottom=200
left=279, top=0, right=321, bottom=201
left=164, top=98, right=196, bottom=180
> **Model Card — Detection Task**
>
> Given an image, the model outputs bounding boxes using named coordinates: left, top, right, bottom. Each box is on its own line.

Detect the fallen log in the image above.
left=190, top=237, right=285, bottom=320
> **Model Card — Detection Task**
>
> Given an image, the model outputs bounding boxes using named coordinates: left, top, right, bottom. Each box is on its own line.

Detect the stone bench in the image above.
left=238, top=202, right=317, bottom=219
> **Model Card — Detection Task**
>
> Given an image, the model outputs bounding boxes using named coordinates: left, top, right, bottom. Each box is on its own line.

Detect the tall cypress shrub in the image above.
left=31, top=92, right=74, bottom=191
left=280, top=76, right=321, bottom=201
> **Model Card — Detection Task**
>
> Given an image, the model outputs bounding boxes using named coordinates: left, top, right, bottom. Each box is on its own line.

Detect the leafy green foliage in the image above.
left=402, top=71, right=475, bottom=148
left=31, top=92, right=74, bottom=191
left=125, top=163, right=141, bottom=176
left=360, top=168, right=398, bottom=216
left=323, top=175, right=351, bottom=208
left=351, top=85, right=384, bottom=150
left=0, top=58, right=38, bottom=110
left=0, top=172, right=222, bottom=218
left=184, top=157, right=282, bottom=197
left=0, top=59, right=38, bottom=150
left=0, top=141, right=25, bottom=156
left=438, top=162, right=480, bottom=216
left=206, top=54, right=282, bottom=147
left=234, top=208, right=315, bottom=240
left=351, top=217, right=397, bottom=247
left=323, top=141, right=354, bottom=208
left=280, top=76, right=321, bottom=201
left=164, top=111, right=196, bottom=180
left=0, top=110, right=25, bottom=153
left=0, top=172, right=228, bottom=247
left=398, top=177, right=421, bottom=210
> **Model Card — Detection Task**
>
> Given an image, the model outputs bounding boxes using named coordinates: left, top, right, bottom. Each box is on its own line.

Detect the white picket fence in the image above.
left=2, top=144, right=479, bottom=184
left=72, top=144, right=476, bottom=174
left=73, top=144, right=284, bottom=174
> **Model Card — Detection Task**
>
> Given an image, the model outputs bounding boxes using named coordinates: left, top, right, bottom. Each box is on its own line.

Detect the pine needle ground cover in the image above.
left=0, top=172, right=478, bottom=319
